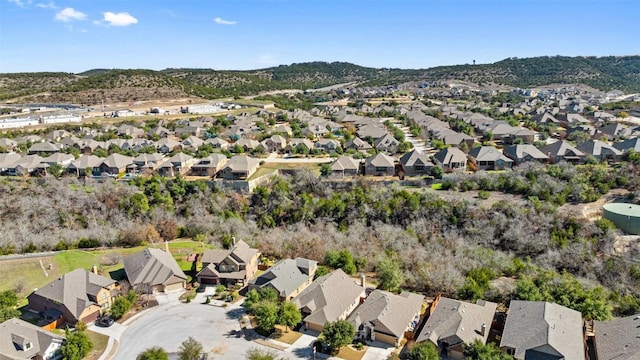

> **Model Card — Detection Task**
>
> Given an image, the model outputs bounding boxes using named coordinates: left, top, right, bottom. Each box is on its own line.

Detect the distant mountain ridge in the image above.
left=1, top=56, right=639, bottom=103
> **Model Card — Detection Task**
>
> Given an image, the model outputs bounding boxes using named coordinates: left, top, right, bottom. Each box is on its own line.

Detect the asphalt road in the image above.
left=110, top=295, right=314, bottom=360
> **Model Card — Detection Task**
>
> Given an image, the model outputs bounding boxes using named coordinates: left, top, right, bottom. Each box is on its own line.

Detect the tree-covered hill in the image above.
left=1, top=56, right=639, bottom=103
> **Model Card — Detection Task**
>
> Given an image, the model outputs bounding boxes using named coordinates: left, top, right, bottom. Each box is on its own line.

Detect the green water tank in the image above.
left=602, top=203, right=640, bottom=235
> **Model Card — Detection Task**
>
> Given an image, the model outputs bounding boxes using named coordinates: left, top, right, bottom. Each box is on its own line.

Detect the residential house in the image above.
left=399, top=149, right=434, bottom=176
left=593, top=314, right=640, bottom=360
left=41, top=153, right=74, bottom=167
left=219, top=155, right=261, bottom=180
left=315, top=139, right=341, bottom=154
left=374, top=134, right=400, bottom=153
left=97, top=153, right=133, bottom=176
left=467, top=146, right=514, bottom=171
left=66, top=155, right=103, bottom=177
left=330, top=156, right=361, bottom=177
left=155, top=138, right=182, bottom=154
left=613, top=137, right=640, bottom=153
left=416, top=296, right=497, bottom=359
left=357, top=124, right=388, bottom=141
left=116, top=124, right=144, bottom=138
left=146, top=126, right=174, bottom=139
left=273, top=124, right=293, bottom=136
left=348, top=290, right=423, bottom=347
left=0, top=318, right=65, bottom=360
left=123, top=247, right=187, bottom=293
left=261, top=135, right=287, bottom=153
left=27, top=142, right=62, bottom=156
left=248, top=258, right=317, bottom=301
left=577, top=140, right=623, bottom=162
left=503, top=144, right=549, bottom=164
left=433, top=147, right=468, bottom=171
left=235, top=139, right=261, bottom=152
left=538, top=140, right=586, bottom=163
left=599, top=123, right=632, bottom=140
left=5, top=155, right=44, bottom=176
left=132, top=153, right=165, bottom=173
left=0, top=138, right=18, bottom=152
left=364, top=153, right=396, bottom=176
left=500, top=300, right=585, bottom=360
left=206, top=137, right=230, bottom=150
left=0, top=153, right=22, bottom=174
left=182, top=136, right=204, bottom=151
left=157, top=153, right=196, bottom=177
left=286, top=138, right=315, bottom=153
left=345, top=137, right=373, bottom=152
left=531, top=112, right=560, bottom=125
left=196, top=239, right=260, bottom=286
left=44, top=129, right=72, bottom=142
left=190, top=154, right=228, bottom=177
left=175, top=126, right=204, bottom=138
left=292, top=269, right=366, bottom=333
left=27, top=268, right=119, bottom=325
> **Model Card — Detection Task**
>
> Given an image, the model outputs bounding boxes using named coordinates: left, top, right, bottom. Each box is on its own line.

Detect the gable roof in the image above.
left=100, top=153, right=134, bottom=169
left=538, top=140, right=586, bottom=158
left=365, top=153, right=395, bottom=168
left=500, top=300, right=584, bottom=360
left=416, top=297, right=496, bottom=346
left=503, top=144, right=550, bottom=161
left=594, top=314, right=640, bottom=360
left=400, top=149, right=434, bottom=167
left=201, top=240, right=259, bottom=266
left=123, top=248, right=187, bottom=287
left=613, top=137, right=640, bottom=152
left=68, top=154, right=103, bottom=169
left=348, top=290, right=423, bottom=338
left=292, top=269, right=364, bottom=327
left=331, top=156, right=360, bottom=172
left=0, top=318, right=64, bottom=360
left=31, top=269, right=115, bottom=320
left=249, top=258, right=317, bottom=298
left=222, top=155, right=261, bottom=173
left=433, top=147, right=467, bottom=165
left=576, top=140, right=622, bottom=157
left=468, top=146, right=514, bottom=163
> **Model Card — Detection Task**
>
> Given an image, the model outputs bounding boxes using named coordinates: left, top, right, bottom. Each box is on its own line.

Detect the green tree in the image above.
left=253, top=301, right=279, bottom=332
left=463, top=340, right=513, bottom=360
left=319, top=320, right=355, bottom=352
left=243, top=289, right=261, bottom=309
left=110, top=296, right=132, bottom=319
left=177, top=336, right=203, bottom=360
left=0, top=307, right=20, bottom=322
left=137, top=347, right=169, bottom=360
left=61, top=326, right=94, bottom=360
left=278, top=301, right=302, bottom=332
left=320, top=163, right=332, bottom=177
left=324, top=250, right=357, bottom=275
left=401, top=342, right=439, bottom=360
left=376, top=258, right=403, bottom=292
left=48, top=163, right=64, bottom=178
left=0, top=290, right=18, bottom=308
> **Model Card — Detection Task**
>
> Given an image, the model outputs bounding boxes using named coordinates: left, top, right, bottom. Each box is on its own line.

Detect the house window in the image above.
left=375, top=167, right=387, bottom=172
left=102, top=292, right=107, bottom=299
left=25, top=342, right=32, bottom=350
left=415, top=165, right=424, bottom=171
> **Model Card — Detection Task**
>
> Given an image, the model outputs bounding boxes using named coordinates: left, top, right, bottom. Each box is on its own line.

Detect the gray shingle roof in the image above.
left=400, top=149, right=434, bottom=167
left=468, top=146, right=514, bottom=163
left=331, top=156, right=360, bottom=172
left=416, top=297, right=496, bottom=347
left=365, top=153, right=395, bottom=168
left=31, top=269, right=115, bottom=320
left=594, top=314, right=640, bottom=360
left=348, top=290, right=423, bottom=338
left=0, top=318, right=64, bottom=360
left=503, top=144, right=550, bottom=161
left=123, top=248, right=187, bottom=287
left=433, top=147, right=467, bottom=166
left=249, top=258, right=317, bottom=298
left=500, top=300, right=585, bottom=360
left=292, top=269, right=365, bottom=327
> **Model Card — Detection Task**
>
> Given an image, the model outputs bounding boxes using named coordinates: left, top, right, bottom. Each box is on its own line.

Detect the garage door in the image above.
left=81, top=310, right=100, bottom=324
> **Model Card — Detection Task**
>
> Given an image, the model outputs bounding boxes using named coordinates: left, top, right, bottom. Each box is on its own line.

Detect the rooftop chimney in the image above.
left=91, top=264, right=98, bottom=275
left=481, top=322, right=487, bottom=336
left=164, top=241, right=170, bottom=253
left=360, top=273, right=366, bottom=288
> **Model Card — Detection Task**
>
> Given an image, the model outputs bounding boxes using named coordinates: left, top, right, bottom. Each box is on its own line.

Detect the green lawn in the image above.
left=431, top=183, right=443, bottom=190
left=86, top=330, right=110, bottom=360
left=0, top=240, right=212, bottom=295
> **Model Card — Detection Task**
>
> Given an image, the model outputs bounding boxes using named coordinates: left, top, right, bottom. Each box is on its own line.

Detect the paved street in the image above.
left=92, top=288, right=393, bottom=360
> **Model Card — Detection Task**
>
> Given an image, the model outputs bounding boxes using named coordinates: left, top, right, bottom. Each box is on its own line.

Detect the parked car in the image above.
left=96, top=316, right=115, bottom=327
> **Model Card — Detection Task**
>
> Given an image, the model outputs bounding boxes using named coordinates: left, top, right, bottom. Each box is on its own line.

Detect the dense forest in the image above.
left=2, top=160, right=640, bottom=320
left=2, top=56, right=639, bottom=102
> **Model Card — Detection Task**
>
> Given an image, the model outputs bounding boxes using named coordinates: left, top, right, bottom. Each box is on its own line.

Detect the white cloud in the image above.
left=214, top=17, right=236, bottom=25
left=100, top=11, right=138, bottom=26
left=36, top=1, right=58, bottom=9
left=55, top=7, right=86, bottom=22
left=7, top=0, right=32, bottom=7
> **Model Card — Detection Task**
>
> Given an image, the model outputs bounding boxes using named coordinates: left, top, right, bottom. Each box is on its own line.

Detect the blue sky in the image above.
left=0, top=0, right=637, bottom=73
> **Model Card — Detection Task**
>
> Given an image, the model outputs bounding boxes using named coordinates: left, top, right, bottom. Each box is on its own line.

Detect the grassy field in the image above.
left=0, top=240, right=213, bottom=295
left=86, top=330, right=110, bottom=360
